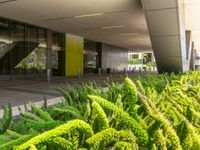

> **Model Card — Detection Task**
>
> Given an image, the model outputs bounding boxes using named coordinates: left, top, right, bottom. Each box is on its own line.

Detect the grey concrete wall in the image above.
left=101, top=43, right=128, bottom=72
left=142, top=0, right=189, bottom=73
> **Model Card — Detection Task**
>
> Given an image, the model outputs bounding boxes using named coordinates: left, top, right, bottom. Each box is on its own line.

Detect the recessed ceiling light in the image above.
left=0, top=0, right=17, bottom=4
left=74, top=13, right=103, bottom=18
left=119, top=33, right=140, bottom=36
left=101, top=25, right=125, bottom=29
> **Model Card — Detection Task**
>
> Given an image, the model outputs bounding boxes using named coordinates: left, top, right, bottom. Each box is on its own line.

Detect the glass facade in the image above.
left=84, top=40, right=101, bottom=73
left=0, top=18, right=47, bottom=75
left=0, top=18, right=65, bottom=77
left=52, top=32, right=65, bottom=76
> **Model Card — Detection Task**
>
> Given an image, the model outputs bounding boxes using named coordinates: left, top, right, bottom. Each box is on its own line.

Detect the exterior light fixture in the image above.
left=119, top=33, right=140, bottom=36
left=101, top=25, right=125, bottom=29
left=74, top=13, right=103, bottom=18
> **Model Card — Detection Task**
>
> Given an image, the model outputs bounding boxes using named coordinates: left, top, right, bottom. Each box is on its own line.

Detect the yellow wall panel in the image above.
left=65, top=34, right=84, bottom=76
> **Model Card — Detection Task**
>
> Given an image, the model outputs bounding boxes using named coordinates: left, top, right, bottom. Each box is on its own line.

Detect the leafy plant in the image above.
left=0, top=71, right=200, bottom=149
left=0, top=104, right=12, bottom=134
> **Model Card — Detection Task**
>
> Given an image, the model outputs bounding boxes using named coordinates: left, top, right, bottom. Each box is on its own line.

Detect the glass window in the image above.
left=16, top=27, right=47, bottom=74
left=52, top=51, right=58, bottom=70
left=84, top=40, right=98, bottom=73
left=52, top=32, right=65, bottom=76
left=10, top=23, right=25, bottom=43
left=0, top=18, right=65, bottom=77
left=0, top=21, right=48, bottom=75
left=9, top=22, right=25, bottom=74
left=38, top=29, right=46, bottom=45
left=0, top=19, right=10, bottom=74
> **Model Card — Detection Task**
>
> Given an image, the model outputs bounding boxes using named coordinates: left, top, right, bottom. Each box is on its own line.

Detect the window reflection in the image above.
left=0, top=18, right=47, bottom=75
left=84, top=40, right=98, bottom=73
left=0, top=18, right=65, bottom=77
left=0, top=20, right=10, bottom=74
left=52, top=32, right=65, bottom=76
left=15, top=47, right=46, bottom=74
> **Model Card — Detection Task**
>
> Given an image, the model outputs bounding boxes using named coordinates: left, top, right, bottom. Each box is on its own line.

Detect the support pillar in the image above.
left=190, top=42, right=195, bottom=70
left=46, top=30, right=52, bottom=82
left=142, top=0, right=188, bottom=73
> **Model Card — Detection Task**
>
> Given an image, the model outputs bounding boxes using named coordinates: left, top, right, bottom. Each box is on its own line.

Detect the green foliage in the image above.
left=47, top=137, right=72, bottom=150
left=88, top=95, right=149, bottom=147
left=0, top=104, right=12, bottom=134
left=18, top=108, right=44, bottom=122
left=90, top=102, right=109, bottom=133
left=114, top=141, right=133, bottom=150
left=86, top=128, right=138, bottom=150
left=128, top=58, right=143, bottom=65
left=107, top=82, right=122, bottom=103
left=83, top=101, right=91, bottom=122
left=9, top=118, right=30, bottom=135
left=25, top=120, right=63, bottom=132
left=153, top=129, right=167, bottom=150
left=5, top=130, right=22, bottom=139
left=51, top=106, right=83, bottom=120
left=0, top=134, right=13, bottom=145
left=1, top=71, right=200, bottom=150
left=29, top=102, right=53, bottom=122
left=122, top=77, right=138, bottom=106
left=136, top=80, right=146, bottom=95
left=15, top=120, right=93, bottom=150
left=0, top=134, right=37, bottom=150
left=29, top=144, right=37, bottom=150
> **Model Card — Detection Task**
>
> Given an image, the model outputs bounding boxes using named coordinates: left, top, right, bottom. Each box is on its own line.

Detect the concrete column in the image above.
left=46, top=30, right=52, bottom=82
left=185, top=31, right=193, bottom=70
left=190, top=42, right=195, bottom=70
left=142, top=0, right=188, bottom=73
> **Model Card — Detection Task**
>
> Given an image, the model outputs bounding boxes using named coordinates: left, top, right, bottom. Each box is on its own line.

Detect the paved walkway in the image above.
left=0, top=72, right=157, bottom=108
left=0, top=80, right=60, bottom=107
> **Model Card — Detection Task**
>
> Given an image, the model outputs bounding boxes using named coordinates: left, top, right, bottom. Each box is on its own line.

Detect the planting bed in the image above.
left=0, top=71, right=200, bottom=150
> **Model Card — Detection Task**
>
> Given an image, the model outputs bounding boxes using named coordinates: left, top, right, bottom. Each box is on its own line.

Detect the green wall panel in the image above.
left=65, top=34, right=84, bottom=76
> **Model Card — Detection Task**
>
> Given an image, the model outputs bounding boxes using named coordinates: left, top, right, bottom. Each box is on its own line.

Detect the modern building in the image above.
left=192, top=50, right=200, bottom=69
left=0, top=0, right=199, bottom=81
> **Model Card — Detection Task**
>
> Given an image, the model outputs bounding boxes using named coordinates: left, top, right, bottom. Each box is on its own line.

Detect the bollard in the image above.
left=113, top=68, right=115, bottom=75
left=132, top=68, right=135, bottom=74
left=98, top=68, right=102, bottom=76
left=78, top=68, right=81, bottom=78
left=124, top=68, right=127, bottom=76
left=47, top=69, right=52, bottom=82
left=144, top=67, right=147, bottom=72
left=139, top=67, right=142, bottom=73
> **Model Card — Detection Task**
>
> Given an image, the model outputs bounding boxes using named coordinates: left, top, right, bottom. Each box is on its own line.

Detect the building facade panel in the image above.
left=101, top=43, right=128, bottom=72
